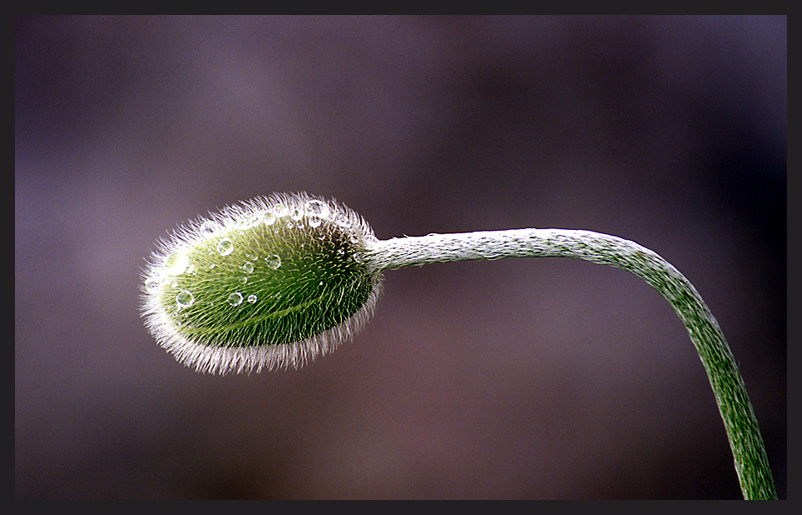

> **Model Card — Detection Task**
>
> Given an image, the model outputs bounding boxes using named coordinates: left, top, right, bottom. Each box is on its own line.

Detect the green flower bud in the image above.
left=141, top=193, right=382, bottom=374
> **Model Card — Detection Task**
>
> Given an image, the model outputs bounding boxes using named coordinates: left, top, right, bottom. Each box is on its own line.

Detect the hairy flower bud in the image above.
left=140, top=193, right=382, bottom=374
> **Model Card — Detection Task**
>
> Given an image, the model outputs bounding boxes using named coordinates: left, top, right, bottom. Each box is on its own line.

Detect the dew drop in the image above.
left=240, top=212, right=262, bottom=229
left=307, top=216, right=322, bottom=228
left=290, top=207, right=303, bottom=221
left=247, top=294, right=258, bottom=303
left=265, top=254, right=281, bottom=269
left=217, top=238, right=234, bottom=256
left=273, top=204, right=289, bottom=217
left=164, top=251, right=190, bottom=276
left=176, top=290, right=195, bottom=308
left=144, top=277, right=161, bottom=293
left=305, top=199, right=330, bottom=220
left=335, top=215, right=351, bottom=230
left=242, top=261, right=254, bottom=274
left=227, top=292, right=243, bottom=306
left=264, top=212, right=277, bottom=226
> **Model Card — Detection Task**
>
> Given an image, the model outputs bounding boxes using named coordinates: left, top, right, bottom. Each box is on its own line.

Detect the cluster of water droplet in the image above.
left=141, top=193, right=380, bottom=351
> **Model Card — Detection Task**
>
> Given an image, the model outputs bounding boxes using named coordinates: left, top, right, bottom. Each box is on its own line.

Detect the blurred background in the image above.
left=15, top=15, right=786, bottom=499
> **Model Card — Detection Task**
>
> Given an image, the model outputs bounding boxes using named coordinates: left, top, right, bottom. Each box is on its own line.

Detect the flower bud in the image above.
left=141, top=193, right=382, bottom=374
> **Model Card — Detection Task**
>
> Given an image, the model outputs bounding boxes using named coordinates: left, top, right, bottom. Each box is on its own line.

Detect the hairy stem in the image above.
left=365, top=228, right=776, bottom=500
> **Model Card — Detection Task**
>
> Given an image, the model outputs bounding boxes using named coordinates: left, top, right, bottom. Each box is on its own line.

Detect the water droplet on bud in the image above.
left=240, top=213, right=262, bottom=229
left=165, top=251, right=190, bottom=276
left=265, top=254, right=281, bottom=269
left=305, top=199, right=330, bottom=219
left=176, top=290, right=195, bottom=308
left=227, top=292, right=243, bottom=306
left=217, top=238, right=234, bottom=256
left=273, top=204, right=289, bottom=217
left=144, top=277, right=161, bottom=292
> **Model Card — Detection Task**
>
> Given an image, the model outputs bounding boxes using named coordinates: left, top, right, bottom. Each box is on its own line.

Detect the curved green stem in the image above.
left=365, top=228, right=776, bottom=499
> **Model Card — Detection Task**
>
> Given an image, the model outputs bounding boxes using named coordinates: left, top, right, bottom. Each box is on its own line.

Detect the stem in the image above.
left=365, top=228, right=776, bottom=500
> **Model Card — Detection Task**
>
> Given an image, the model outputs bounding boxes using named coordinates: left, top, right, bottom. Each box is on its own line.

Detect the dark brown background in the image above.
left=15, top=15, right=786, bottom=499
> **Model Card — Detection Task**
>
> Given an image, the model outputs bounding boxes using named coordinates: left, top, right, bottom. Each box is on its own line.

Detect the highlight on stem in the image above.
left=140, top=192, right=776, bottom=499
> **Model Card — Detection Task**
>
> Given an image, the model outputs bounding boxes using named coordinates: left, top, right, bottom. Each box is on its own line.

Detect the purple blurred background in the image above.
left=15, top=15, right=786, bottom=499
